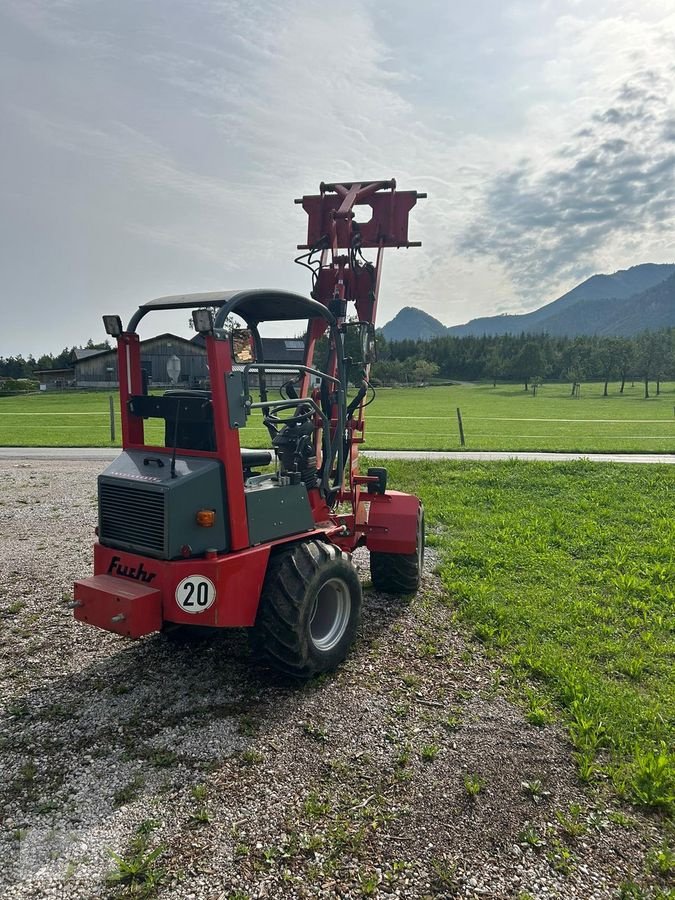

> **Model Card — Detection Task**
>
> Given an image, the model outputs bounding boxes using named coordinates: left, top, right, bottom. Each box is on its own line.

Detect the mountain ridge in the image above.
left=380, top=263, right=675, bottom=341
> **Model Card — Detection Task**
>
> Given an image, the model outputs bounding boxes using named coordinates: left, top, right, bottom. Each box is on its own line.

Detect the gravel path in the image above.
left=0, top=460, right=670, bottom=899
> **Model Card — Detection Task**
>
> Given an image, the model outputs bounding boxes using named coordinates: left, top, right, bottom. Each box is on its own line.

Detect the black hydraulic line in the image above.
left=170, top=397, right=180, bottom=479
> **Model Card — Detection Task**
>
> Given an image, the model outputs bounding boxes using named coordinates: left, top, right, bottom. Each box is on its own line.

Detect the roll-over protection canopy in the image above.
left=127, top=289, right=336, bottom=332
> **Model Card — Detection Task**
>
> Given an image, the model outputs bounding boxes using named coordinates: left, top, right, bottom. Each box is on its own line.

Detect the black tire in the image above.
left=370, top=504, right=424, bottom=595
left=250, top=540, right=362, bottom=678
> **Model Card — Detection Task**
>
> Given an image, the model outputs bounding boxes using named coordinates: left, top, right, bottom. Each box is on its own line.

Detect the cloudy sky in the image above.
left=1, top=0, right=674, bottom=357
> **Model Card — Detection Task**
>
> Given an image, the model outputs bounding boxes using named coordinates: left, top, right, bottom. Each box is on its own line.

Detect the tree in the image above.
left=596, top=340, right=618, bottom=397
left=485, top=346, right=504, bottom=387
left=613, top=339, right=634, bottom=394
left=511, top=341, right=544, bottom=391
left=635, top=332, right=659, bottom=399
left=411, top=359, right=439, bottom=384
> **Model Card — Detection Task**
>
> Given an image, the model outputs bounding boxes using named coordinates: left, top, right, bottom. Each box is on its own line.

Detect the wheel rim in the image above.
left=309, top=578, right=351, bottom=652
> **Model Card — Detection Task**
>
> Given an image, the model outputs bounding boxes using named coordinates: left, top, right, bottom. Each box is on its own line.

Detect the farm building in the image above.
left=33, top=368, right=76, bottom=390
left=73, top=333, right=305, bottom=389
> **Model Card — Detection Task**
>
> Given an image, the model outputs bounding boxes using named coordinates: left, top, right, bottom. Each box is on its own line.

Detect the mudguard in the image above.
left=364, top=490, right=421, bottom=555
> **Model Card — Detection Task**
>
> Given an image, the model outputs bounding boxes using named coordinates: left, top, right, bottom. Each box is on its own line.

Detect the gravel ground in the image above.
left=0, top=459, right=671, bottom=899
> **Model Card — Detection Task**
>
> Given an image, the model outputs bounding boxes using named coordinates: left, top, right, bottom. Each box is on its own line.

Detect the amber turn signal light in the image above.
left=196, top=509, right=216, bottom=527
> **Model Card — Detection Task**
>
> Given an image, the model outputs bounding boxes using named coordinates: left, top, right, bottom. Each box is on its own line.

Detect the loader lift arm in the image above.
left=294, top=180, right=425, bottom=500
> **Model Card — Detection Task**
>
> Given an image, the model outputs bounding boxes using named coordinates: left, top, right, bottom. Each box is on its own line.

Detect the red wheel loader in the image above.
left=73, top=179, right=426, bottom=677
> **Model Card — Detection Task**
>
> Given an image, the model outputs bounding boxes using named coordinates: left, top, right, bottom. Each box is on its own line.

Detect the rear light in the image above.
left=196, top=509, right=216, bottom=527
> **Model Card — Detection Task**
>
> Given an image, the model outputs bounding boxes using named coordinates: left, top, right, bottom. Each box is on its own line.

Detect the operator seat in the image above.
left=162, top=390, right=272, bottom=470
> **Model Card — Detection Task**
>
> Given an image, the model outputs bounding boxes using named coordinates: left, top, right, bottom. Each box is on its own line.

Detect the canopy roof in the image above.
left=128, top=289, right=335, bottom=332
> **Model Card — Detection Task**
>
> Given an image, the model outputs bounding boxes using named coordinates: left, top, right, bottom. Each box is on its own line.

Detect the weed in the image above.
left=519, top=824, right=544, bottom=849
left=106, top=821, right=165, bottom=897
left=463, top=773, right=484, bottom=797
left=191, top=783, right=208, bottom=802
left=444, top=714, right=462, bottom=733
left=149, top=749, right=178, bottom=768
left=521, top=778, right=550, bottom=803
left=608, top=810, right=636, bottom=828
left=301, top=721, right=329, bottom=743
left=189, top=807, right=211, bottom=825
left=646, top=841, right=675, bottom=877
left=302, top=791, right=331, bottom=818
left=420, top=744, right=440, bottom=763
left=385, top=860, right=411, bottom=884
left=21, top=760, right=38, bottom=784
left=7, top=700, right=29, bottom=718
left=546, top=837, right=575, bottom=875
left=395, top=746, right=411, bottom=768
left=358, top=869, right=380, bottom=896
left=113, top=775, right=145, bottom=808
left=574, top=750, right=598, bottom=784
left=239, top=749, right=264, bottom=766
left=524, top=689, right=553, bottom=726
left=430, top=856, right=458, bottom=890
left=624, top=742, right=674, bottom=811
left=618, top=881, right=647, bottom=900
left=238, top=715, right=258, bottom=737
left=555, top=804, right=587, bottom=838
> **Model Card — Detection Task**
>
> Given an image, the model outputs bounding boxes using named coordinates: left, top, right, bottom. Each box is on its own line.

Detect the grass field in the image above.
left=1, top=381, right=675, bottom=452
left=382, top=458, right=675, bottom=814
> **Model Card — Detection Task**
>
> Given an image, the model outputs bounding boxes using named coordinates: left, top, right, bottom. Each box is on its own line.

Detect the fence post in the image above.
left=109, top=395, right=116, bottom=443
left=456, top=407, right=465, bottom=447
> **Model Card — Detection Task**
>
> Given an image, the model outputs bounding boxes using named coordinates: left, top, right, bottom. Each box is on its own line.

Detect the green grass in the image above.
left=1, top=381, right=674, bottom=451
left=381, top=459, right=675, bottom=814
left=360, top=381, right=675, bottom=453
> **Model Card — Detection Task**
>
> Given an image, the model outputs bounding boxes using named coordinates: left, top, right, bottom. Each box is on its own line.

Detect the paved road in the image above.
left=1, top=447, right=674, bottom=464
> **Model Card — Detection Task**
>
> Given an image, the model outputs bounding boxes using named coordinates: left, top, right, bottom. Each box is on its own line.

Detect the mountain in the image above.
left=380, top=263, right=675, bottom=340
left=380, top=306, right=448, bottom=342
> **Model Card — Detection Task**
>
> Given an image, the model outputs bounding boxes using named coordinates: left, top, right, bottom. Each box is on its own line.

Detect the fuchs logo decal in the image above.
left=107, top=556, right=157, bottom=584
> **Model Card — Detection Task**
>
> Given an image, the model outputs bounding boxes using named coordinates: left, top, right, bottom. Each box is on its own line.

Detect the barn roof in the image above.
left=73, top=348, right=106, bottom=360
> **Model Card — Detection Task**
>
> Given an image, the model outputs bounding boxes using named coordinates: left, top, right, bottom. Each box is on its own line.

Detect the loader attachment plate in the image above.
left=74, top=574, right=162, bottom=638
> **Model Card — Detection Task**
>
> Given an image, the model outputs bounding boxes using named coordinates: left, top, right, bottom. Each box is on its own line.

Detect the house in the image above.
left=72, top=333, right=305, bottom=389
left=33, top=367, right=76, bottom=390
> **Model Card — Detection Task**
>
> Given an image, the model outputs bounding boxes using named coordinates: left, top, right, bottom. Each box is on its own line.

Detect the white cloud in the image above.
left=1, top=0, right=674, bottom=354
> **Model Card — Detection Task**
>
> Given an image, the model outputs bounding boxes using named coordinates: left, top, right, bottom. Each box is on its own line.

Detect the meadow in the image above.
left=1, top=380, right=674, bottom=452
left=383, top=458, right=675, bottom=814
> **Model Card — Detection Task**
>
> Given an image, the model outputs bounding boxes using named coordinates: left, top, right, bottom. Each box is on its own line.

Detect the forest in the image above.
left=371, top=327, right=675, bottom=397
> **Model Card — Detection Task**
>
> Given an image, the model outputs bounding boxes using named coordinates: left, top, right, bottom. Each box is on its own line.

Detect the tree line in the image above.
left=372, top=328, right=675, bottom=398
left=0, top=340, right=111, bottom=380
left=4, top=329, right=675, bottom=400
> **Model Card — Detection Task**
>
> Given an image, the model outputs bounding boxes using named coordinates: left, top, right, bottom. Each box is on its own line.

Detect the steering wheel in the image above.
left=263, top=403, right=314, bottom=431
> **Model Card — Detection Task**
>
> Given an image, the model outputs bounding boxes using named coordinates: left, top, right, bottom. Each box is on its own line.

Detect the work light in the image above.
left=192, top=308, right=214, bottom=334
left=102, top=315, right=123, bottom=337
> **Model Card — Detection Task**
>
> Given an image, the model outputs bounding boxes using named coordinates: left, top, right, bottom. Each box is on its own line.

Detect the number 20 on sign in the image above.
left=175, top=576, right=216, bottom=613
